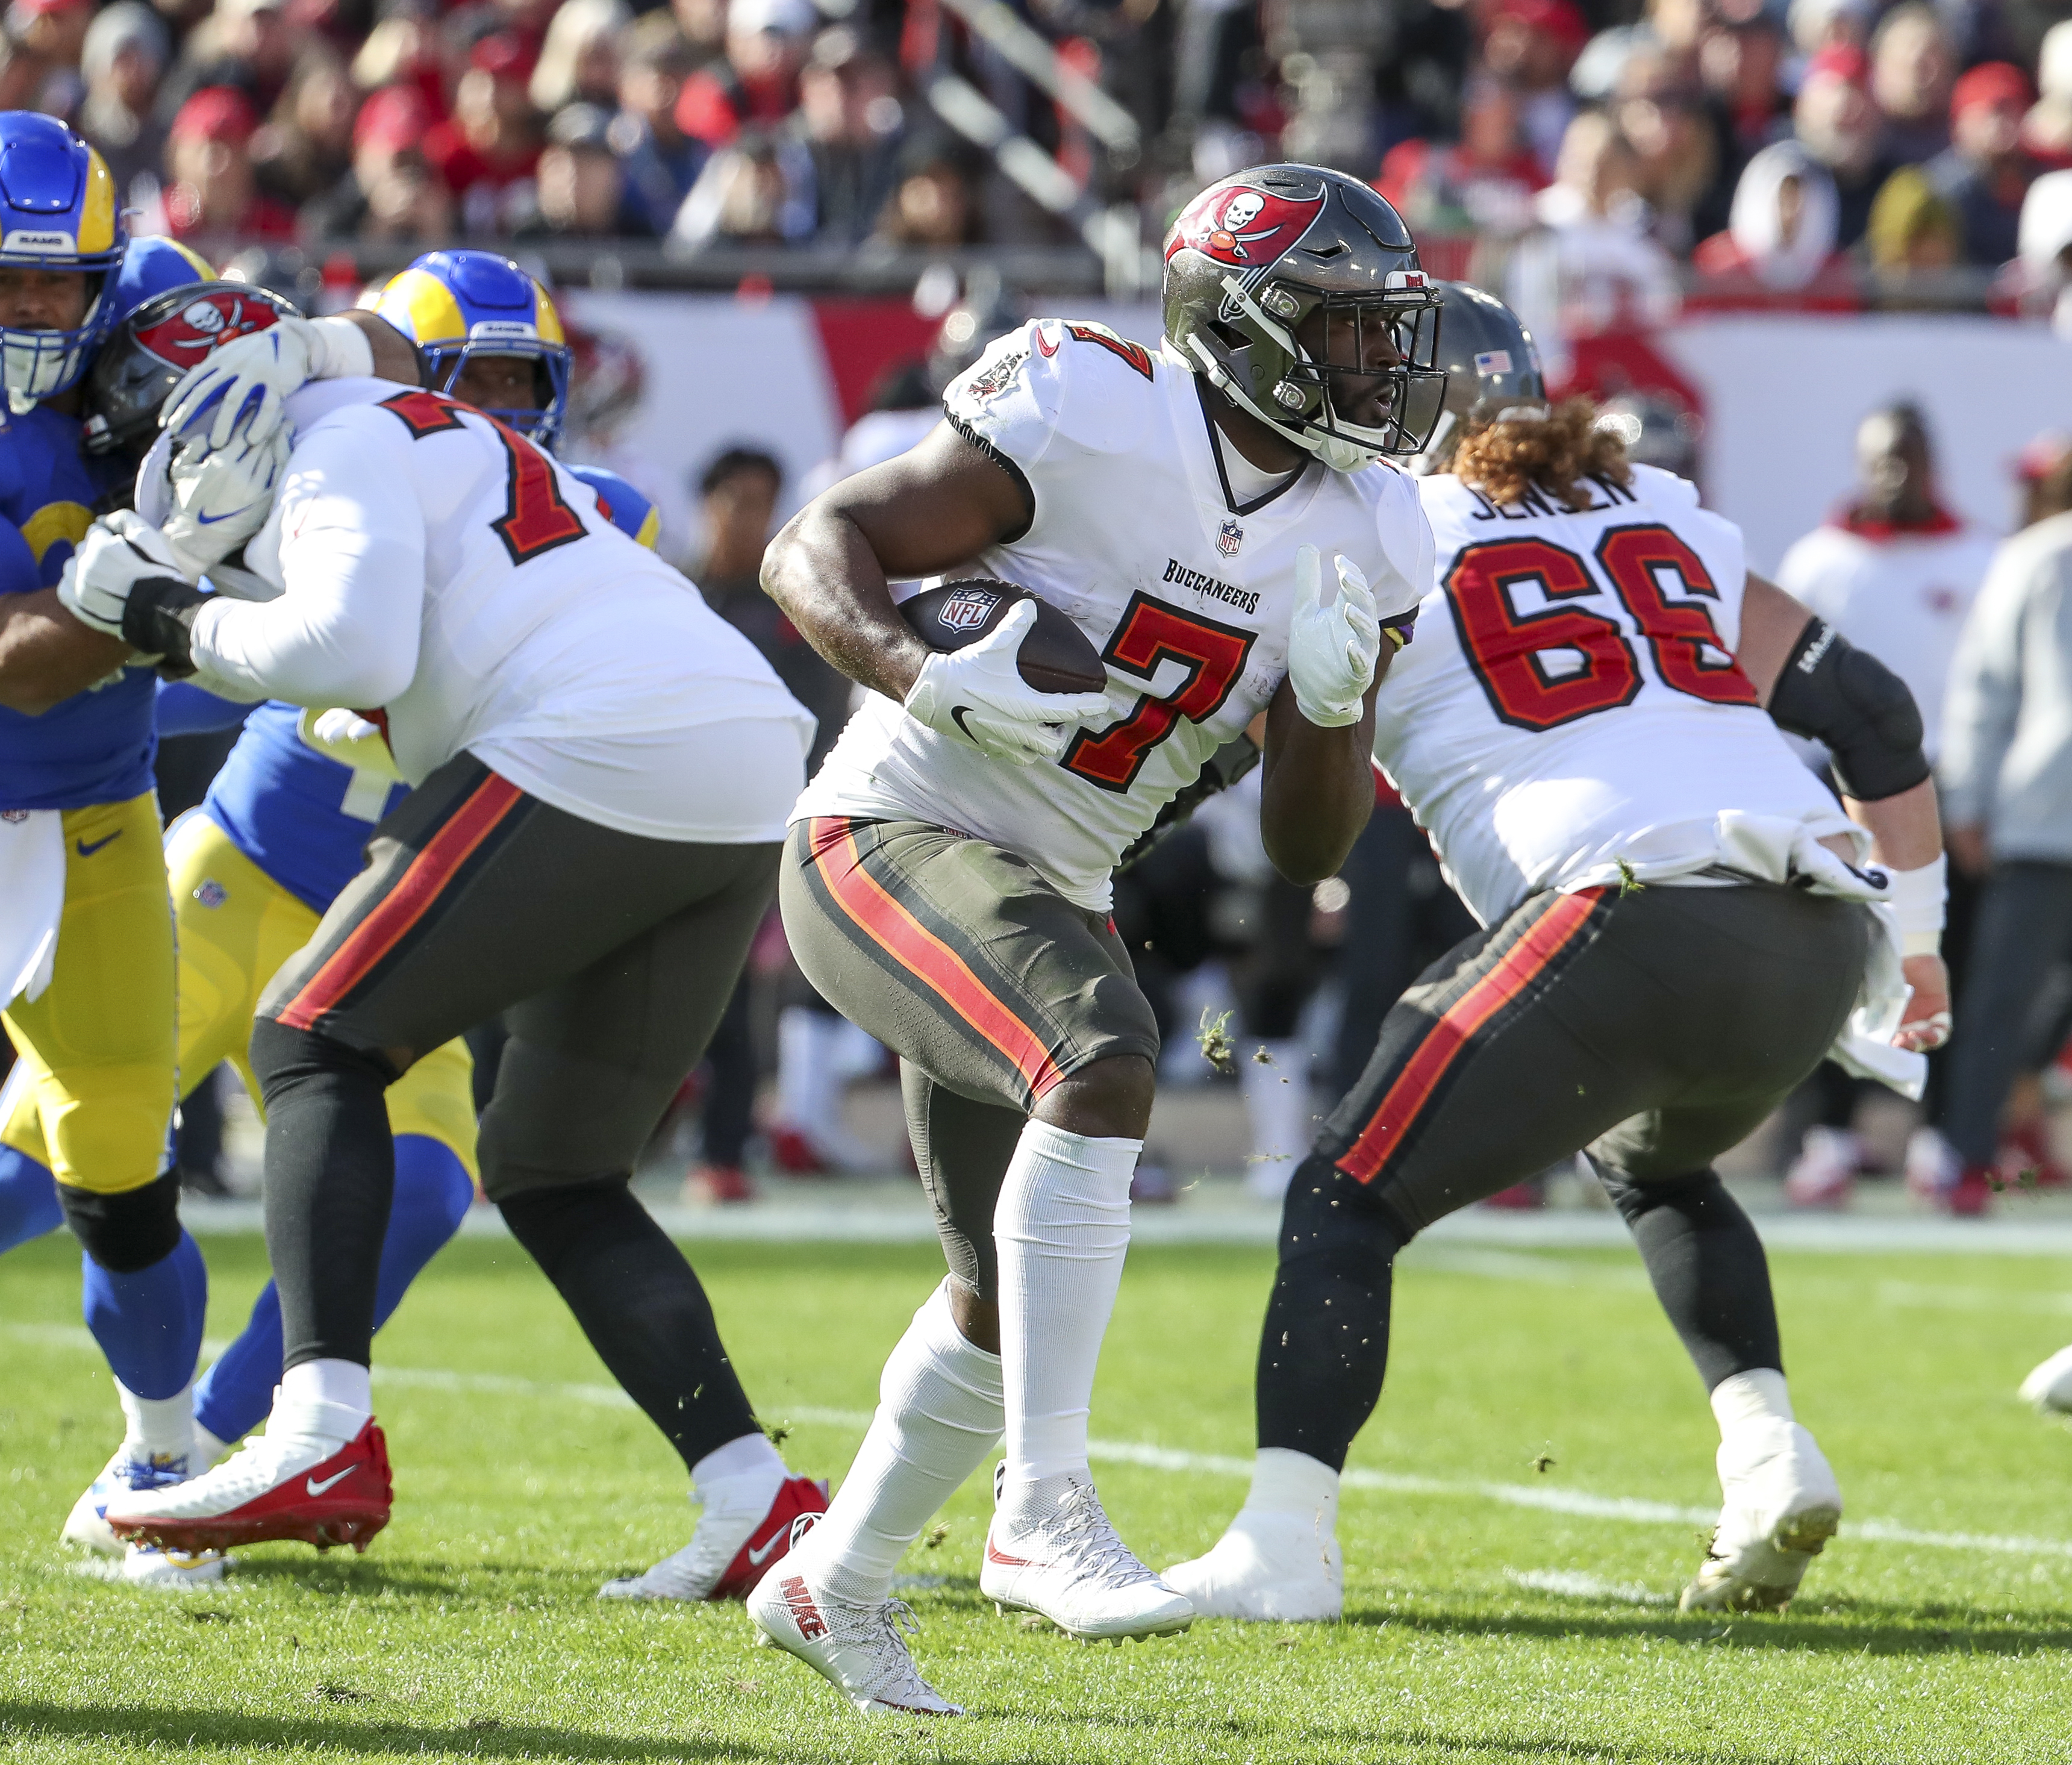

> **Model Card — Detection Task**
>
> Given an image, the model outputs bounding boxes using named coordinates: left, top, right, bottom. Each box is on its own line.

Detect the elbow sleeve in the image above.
left=1767, top=619, right=1930, bottom=802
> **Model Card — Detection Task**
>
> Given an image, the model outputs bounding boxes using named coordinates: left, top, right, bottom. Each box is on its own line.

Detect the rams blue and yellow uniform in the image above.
left=0, top=207, right=213, bottom=1204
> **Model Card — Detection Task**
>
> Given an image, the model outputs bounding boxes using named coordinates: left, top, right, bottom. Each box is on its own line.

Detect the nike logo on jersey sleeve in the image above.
left=75, top=831, right=123, bottom=857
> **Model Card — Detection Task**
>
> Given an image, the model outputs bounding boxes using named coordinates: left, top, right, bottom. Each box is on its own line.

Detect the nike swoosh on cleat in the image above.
left=306, top=1467, right=355, bottom=1496
left=746, top=1534, right=784, bottom=1566
left=75, top=831, right=122, bottom=857
left=984, top=1541, right=1043, bottom=1568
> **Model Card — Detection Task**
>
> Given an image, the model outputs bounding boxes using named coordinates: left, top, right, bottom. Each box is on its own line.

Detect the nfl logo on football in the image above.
left=937, top=587, right=1001, bottom=633
left=1217, top=519, right=1244, bottom=557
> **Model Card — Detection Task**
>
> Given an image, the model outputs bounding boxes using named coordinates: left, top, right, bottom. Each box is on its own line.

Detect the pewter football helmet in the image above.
left=1162, top=164, right=1446, bottom=469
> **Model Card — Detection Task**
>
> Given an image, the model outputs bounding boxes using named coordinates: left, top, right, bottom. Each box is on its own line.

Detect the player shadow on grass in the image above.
left=0, top=1703, right=793, bottom=1761
left=204, top=1554, right=616, bottom=1602
left=1338, top=1595, right=2072, bottom=1655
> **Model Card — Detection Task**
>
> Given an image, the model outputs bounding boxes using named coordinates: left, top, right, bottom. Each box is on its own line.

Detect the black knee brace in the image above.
left=60, top=1169, right=181, bottom=1273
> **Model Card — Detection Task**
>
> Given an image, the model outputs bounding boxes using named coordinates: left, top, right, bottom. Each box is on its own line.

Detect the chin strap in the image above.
left=1184, top=331, right=1387, bottom=473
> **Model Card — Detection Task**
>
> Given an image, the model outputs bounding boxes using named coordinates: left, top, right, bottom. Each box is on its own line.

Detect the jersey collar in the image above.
left=1192, top=374, right=1312, bottom=517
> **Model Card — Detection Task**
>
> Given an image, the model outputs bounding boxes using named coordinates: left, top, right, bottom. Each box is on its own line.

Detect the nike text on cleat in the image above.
left=63, top=1449, right=192, bottom=1558
left=980, top=1475, right=1195, bottom=1641
left=1163, top=1508, right=1344, bottom=1622
left=598, top=1473, right=828, bottom=1602
left=104, top=1419, right=392, bottom=1554
left=1679, top=1420, right=1842, bottom=1613
left=745, top=1560, right=961, bottom=1716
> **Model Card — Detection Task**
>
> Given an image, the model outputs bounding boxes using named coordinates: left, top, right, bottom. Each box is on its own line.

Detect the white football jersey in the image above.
left=794, top=320, right=1434, bottom=910
left=189, top=380, right=813, bottom=842
left=1381, top=463, right=1858, bottom=925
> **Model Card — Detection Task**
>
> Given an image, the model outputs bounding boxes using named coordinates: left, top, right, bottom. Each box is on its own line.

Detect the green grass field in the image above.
left=5, top=1227, right=2072, bottom=1763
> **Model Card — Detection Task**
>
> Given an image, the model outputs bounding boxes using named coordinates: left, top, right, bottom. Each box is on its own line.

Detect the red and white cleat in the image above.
left=1783, top=1126, right=1861, bottom=1210
left=599, top=1472, right=828, bottom=1602
left=104, top=1413, right=392, bottom=1554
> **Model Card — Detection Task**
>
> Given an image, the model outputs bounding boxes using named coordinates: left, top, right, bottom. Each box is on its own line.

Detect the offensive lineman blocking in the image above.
left=1167, top=285, right=1953, bottom=1622
left=74, top=304, right=829, bottom=1590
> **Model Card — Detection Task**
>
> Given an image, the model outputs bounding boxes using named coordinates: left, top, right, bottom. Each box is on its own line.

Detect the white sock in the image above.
left=276, top=1359, right=372, bottom=1446
left=1240, top=1448, right=1340, bottom=1531
left=1240, top=1039, right=1311, bottom=1194
left=1710, top=1368, right=1793, bottom=1439
left=802, top=1281, right=1003, bottom=1606
left=116, top=1380, right=194, bottom=1464
left=192, top=1422, right=229, bottom=1467
left=776, top=1007, right=844, bottom=1141
left=691, top=1430, right=788, bottom=1511
left=994, top=1120, right=1138, bottom=1506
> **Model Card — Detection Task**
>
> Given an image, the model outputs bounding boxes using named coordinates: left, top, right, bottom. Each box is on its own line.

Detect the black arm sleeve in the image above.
left=1766, top=618, right=1930, bottom=802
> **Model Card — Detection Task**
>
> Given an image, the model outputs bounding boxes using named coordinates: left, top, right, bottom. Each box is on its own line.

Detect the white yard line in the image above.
left=11, top=1322, right=2070, bottom=1561
left=162, top=1196, right=2072, bottom=1255
left=1506, top=1568, right=1673, bottom=1605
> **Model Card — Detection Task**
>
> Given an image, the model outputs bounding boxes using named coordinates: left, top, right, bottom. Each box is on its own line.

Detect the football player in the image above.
left=1165, top=284, right=1952, bottom=1622
left=3, top=261, right=679, bottom=1581
left=0, top=114, right=408, bottom=1587
left=746, top=164, right=1441, bottom=1714
left=73, top=257, right=829, bottom=1606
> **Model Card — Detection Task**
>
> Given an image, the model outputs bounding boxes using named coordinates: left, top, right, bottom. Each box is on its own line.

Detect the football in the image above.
left=900, top=579, right=1109, bottom=696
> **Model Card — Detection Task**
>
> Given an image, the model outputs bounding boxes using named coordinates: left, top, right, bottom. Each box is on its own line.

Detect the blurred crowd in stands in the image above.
left=0, top=0, right=2065, bottom=313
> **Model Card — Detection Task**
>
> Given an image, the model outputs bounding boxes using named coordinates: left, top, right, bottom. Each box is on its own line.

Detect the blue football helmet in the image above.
left=0, top=113, right=130, bottom=411
left=373, top=250, right=572, bottom=450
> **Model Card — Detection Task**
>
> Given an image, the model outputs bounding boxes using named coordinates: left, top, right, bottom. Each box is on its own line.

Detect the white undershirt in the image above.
left=1212, top=421, right=1303, bottom=505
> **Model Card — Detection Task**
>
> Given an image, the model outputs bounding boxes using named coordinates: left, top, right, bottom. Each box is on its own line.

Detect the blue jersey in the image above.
left=0, top=404, right=152, bottom=811
left=178, top=464, right=658, bottom=911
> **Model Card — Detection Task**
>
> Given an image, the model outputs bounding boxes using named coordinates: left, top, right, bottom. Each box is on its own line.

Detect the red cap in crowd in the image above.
left=1488, top=0, right=1590, bottom=57
left=355, top=83, right=432, bottom=155
left=1950, top=60, right=2032, bottom=120
left=171, top=86, right=260, bottom=148
left=1803, top=44, right=1871, bottom=87
left=469, top=31, right=535, bottom=83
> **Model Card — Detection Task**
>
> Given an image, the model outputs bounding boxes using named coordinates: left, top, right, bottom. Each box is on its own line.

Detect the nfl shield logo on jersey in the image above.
left=937, top=586, right=1003, bottom=633
left=1217, top=519, right=1244, bottom=557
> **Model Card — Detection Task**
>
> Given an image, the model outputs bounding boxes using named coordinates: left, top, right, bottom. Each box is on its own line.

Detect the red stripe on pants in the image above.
left=809, top=817, right=1065, bottom=1099
left=1336, top=889, right=1606, bottom=1184
left=276, top=773, right=524, bottom=1032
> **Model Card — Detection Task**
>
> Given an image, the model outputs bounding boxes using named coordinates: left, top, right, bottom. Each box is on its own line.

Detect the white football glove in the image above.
left=161, top=313, right=375, bottom=453
left=298, top=707, right=402, bottom=779
left=56, top=510, right=204, bottom=667
left=1287, top=544, right=1382, bottom=728
left=160, top=423, right=292, bottom=577
left=902, top=598, right=1112, bottom=766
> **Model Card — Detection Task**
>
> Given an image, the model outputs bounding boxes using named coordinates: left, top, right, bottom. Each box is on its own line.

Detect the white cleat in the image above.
left=1164, top=1508, right=1343, bottom=1621
left=746, top=1557, right=961, bottom=1716
left=1680, top=1422, right=1842, bottom=1613
left=63, top=1448, right=193, bottom=1558
left=2020, top=1343, right=2072, bottom=1414
left=119, top=1542, right=231, bottom=1588
left=981, top=1472, right=1194, bottom=1642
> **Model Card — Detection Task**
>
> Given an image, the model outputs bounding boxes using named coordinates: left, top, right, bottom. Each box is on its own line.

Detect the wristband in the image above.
left=1885, top=853, right=1946, bottom=955
left=309, top=315, right=375, bottom=380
